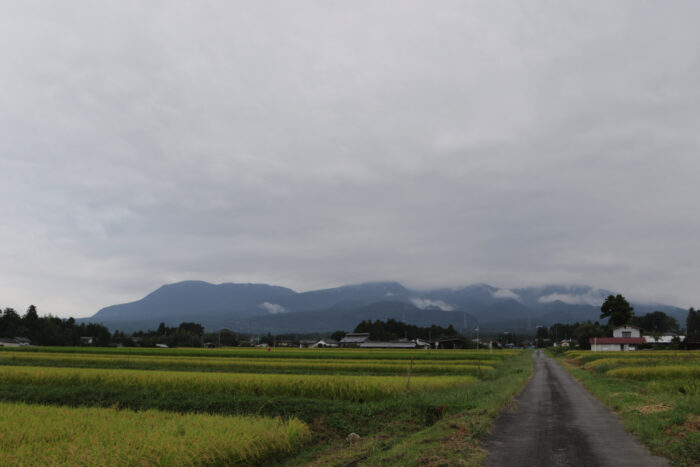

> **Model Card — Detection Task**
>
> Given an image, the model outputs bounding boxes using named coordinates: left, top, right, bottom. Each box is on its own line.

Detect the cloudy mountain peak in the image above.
left=81, top=280, right=687, bottom=333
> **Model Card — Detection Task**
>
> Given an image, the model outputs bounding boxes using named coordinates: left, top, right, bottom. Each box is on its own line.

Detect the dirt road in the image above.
left=484, top=350, right=668, bottom=467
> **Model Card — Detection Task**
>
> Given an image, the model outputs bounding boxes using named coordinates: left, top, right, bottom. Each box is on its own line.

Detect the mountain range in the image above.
left=79, top=281, right=688, bottom=335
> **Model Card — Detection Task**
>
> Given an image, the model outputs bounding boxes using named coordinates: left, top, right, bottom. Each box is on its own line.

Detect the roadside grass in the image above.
left=555, top=352, right=699, bottom=466
left=274, top=350, right=533, bottom=466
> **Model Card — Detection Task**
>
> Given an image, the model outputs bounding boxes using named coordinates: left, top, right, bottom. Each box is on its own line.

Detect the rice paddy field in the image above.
left=0, top=346, right=531, bottom=466
left=560, top=350, right=700, bottom=466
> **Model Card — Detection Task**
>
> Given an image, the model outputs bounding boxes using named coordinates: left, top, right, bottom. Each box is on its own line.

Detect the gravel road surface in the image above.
left=484, top=350, right=669, bottom=467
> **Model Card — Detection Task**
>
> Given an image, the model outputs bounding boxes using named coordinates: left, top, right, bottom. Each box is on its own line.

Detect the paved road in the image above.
left=484, top=350, right=669, bottom=467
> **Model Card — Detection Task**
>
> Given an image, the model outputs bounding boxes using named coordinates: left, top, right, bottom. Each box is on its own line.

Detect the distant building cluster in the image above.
left=590, top=325, right=685, bottom=351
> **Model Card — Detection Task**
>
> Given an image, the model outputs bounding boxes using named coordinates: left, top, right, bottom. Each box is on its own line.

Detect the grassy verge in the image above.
left=554, top=352, right=699, bottom=466
left=276, top=350, right=534, bottom=466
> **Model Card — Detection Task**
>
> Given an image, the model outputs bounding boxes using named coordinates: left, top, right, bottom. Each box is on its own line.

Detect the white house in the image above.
left=612, top=325, right=641, bottom=338
left=590, top=326, right=645, bottom=351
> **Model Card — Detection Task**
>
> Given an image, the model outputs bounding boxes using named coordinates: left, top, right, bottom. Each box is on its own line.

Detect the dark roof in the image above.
left=316, top=338, right=339, bottom=345
left=339, top=333, right=370, bottom=344
left=359, top=341, right=418, bottom=348
left=589, top=337, right=646, bottom=344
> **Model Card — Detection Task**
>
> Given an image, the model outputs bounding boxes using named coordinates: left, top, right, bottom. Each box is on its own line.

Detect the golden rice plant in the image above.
left=0, top=351, right=494, bottom=375
left=0, top=365, right=475, bottom=402
left=0, top=401, right=310, bottom=466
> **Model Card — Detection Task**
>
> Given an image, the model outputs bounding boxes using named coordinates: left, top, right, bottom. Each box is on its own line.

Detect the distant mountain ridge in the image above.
left=81, top=280, right=688, bottom=334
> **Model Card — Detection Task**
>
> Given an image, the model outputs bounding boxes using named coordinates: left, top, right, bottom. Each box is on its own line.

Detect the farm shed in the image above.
left=358, top=339, right=429, bottom=349
left=437, top=337, right=466, bottom=349
left=312, top=338, right=339, bottom=348
left=643, top=334, right=685, bottom=344
left=0, top=337, right=31, bottom=347
left=339, top=333, right=370, bottom=347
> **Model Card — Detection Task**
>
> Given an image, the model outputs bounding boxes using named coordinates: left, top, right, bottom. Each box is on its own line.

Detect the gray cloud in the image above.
left=259, top=302, right=288, bottom=315
left=1, top=1, right=699, bottom=317
left=410, top=298, right=454, bottom=312
left=492, top=289, right=521, bottom=301
left=538, top=290, right=608, bottom=307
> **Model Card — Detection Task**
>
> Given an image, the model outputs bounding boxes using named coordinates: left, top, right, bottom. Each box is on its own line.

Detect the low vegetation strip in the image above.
left=607, top=365, right=700, bottom=380
left=0, top=351, right=495, bottom=375
left=566, top=350, right=700, bottom=365
left=0, top=402, right=310, bottom=466
left=557, top=350, right=700, bottom=466
left=0, top=365, right=475, bottom=402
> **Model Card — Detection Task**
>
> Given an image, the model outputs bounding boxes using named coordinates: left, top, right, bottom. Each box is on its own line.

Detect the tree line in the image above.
left=345, top=319, right=472, bottom=345
left=0, top=306, right=216, bottom=347
left=0, top=305, right=111, bottom=346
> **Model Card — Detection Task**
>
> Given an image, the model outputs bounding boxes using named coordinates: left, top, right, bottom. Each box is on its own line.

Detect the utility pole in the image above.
left=476, top=326, right=479, bottom=351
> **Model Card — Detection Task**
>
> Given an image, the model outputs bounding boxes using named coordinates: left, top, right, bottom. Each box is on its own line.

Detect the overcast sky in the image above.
left=1, top=1, right=699, bottom=318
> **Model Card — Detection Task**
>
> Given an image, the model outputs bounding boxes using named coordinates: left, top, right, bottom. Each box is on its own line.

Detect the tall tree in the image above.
left=687, top=308, right=700, bottom=341
left=600, top=294, right=634, bottom=327
left=631, top=311, right=679, bottom=335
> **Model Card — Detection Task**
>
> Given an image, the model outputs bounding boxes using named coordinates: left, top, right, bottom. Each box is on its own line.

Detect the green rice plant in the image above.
left=645, top=378, right=700, bottom=396
left=0, top=401, right=310, bottom=466
left=0, top=365, right=475, bottom=402
left=566, top=350, right=700, bottom=368
left=586, top=358, right=679, bottom=372
left=607, top=365, right=700, bottom=381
